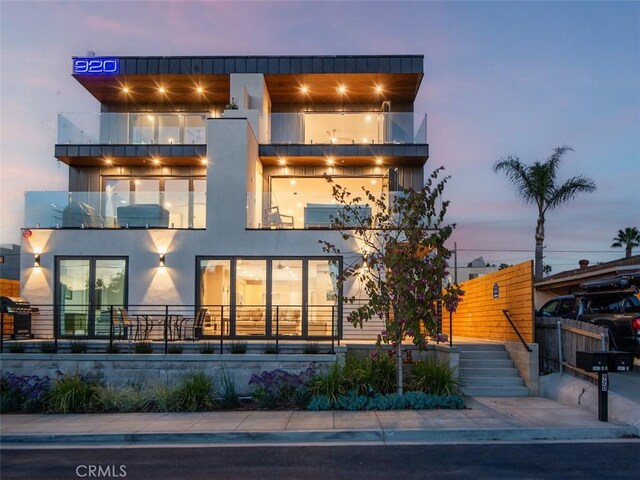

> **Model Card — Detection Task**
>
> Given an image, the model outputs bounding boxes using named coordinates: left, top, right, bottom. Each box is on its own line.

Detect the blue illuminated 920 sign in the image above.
left=73, top=57, right=119, bottom=75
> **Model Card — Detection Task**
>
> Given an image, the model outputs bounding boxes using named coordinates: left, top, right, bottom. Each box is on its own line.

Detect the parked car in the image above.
left=537, top=273, right=640, bottom=357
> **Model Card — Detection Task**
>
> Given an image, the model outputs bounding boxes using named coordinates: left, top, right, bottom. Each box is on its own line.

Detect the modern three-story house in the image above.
left=20, top=54, right=428, bottom=344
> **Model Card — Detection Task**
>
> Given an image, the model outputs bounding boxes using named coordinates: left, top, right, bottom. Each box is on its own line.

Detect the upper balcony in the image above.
left=261, top=112, right=428, bottom=166
left=55, top=112, right=208, bottom=167
left=24, top=191, right=206, bottom=230
left=270, top=111, right=426, bottom=145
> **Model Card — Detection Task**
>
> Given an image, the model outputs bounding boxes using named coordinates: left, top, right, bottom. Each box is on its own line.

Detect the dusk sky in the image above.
left=1, top=0, right=638, bottom=273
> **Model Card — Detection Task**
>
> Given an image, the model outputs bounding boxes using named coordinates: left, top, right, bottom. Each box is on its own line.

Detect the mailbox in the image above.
left=576, top=351, right=610, bottom=372
left=608, top=352, right=634, bottom=372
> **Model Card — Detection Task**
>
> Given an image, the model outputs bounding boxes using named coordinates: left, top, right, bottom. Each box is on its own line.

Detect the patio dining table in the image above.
left=137, top=313, right=187, bottom=341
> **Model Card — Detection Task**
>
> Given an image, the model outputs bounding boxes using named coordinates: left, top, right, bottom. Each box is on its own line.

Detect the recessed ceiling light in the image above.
left=337, top=85, right=347, bottom=94
left=375, top=157, right=383, bottom=165
left=327, top=157, right=334, bottom=165
left=300, top=85, right=308, bottom=94
left=375, top=85, right=384, bottom=94
left=196, top=86, right=204, bottom=94
left=158, top=86, right=166, bottom=94
left=200, top=157, right=208, bottom=165
left=278, top=158, right=286, bottom=166
left=152, top=158, right=160, bottom=165
left=121, top=86, right=130, bottom=94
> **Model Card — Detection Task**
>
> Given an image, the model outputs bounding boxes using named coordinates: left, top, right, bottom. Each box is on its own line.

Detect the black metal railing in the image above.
left=502, top=309, right=532, bottom=352
left=1, top=303, right=340, bottom=354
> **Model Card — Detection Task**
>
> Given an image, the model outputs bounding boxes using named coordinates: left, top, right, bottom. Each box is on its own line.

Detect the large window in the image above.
left=56, top=257, right=127, bottom=337
left=265, top=176, right=386, bottom=229
left=198, top=257, right=340, bottom=338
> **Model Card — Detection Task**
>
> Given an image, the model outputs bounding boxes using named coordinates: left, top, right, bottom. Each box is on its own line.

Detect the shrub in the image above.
left=40, top=341, right=57, bottom=354
left=0, top=372, right=50, bottom=413
left=308, top=391, right=465, bottom=411
left=307, top=394, right=333, bottom=411
left=302, top=342, right=319, bottom=354
left=95, top=384, right=150, bottom=413
left=200, top=343, right=215, bottom=354
left=263, top=343, right=279, bottom=354
left=172, top=371, right=216, bottom=412
left=219, top=368, right=239, bottom=409
left=70, top=341, right=88, bottom=354
left=249, top=367, right=316, bottom=409
left=335, top=390, right=369, bottom=411
left=8, top=344, right=26, bottom=353
left=308, top=363, right=347, bottom=404
left=344, top=352, right=396, bottom=395
left=134, top=342, right=153, bottom=354
left=229, top=341, right=247, bottom=354
left=168, top=345, right=183, bottom=354
left=408, top=359, right=459, bottom=396
left=43, top=373, right=100, bottom=413
left=148, top=381, right=176, bottom=412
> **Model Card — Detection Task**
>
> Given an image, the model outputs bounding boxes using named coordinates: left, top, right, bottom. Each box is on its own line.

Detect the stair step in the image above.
left=462, top=386, right=530, bottom=397
left=455, top=344, right=506, bottom=351
left=459, top=351, right=510, bottom=360
left=459, top=359, right=514, bottom=369
left=459, top=367, right=520, bottom=377
left=462, top=376, right=526, bottom=388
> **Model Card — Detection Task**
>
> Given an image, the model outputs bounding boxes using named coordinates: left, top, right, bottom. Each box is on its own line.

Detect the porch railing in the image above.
left=58, top=112, right=209, bottom=145
left=24, top=191, right=206, bottom=229
left=1, top=303, right=340, bottom=354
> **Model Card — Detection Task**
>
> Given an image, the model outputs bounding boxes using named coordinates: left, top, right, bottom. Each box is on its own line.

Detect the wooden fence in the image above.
left=535, top=317, right=608, bottom=381
left=446, top=261, right=534, bottom=342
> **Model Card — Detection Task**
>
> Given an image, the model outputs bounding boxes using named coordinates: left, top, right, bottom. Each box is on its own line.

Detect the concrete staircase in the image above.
left=459, top=343, right=529, bottom=397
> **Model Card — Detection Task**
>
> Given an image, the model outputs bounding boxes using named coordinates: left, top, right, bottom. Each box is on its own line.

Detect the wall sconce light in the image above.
left=34, top=254, right=41, bottom=268
left=159, top=253, right=166, bottom=267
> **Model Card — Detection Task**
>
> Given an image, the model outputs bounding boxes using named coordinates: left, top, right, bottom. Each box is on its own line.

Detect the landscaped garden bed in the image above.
left=0, top=352, right=464, bottom=414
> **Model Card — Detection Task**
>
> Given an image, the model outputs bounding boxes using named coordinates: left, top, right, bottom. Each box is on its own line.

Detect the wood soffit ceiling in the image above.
left=56, top=155, right=206, bottom=168
left=73, top=73, right=423, bottom=105
left=259, top=155, right=427, bottom=168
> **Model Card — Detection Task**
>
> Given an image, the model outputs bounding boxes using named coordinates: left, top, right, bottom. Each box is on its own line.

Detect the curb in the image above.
left=2, top=426, right=637, bottom=446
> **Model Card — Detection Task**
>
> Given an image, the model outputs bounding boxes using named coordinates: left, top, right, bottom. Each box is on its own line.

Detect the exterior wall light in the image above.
left=159, top=253, right=166, bottom=267
left=34, top=254, right=41, bottom=268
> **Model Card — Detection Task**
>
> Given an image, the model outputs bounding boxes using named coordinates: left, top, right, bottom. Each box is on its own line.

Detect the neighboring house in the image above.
left=0, top=244, right=21, bottom=296
left=456, top=256, right=498, bottom=282
left=534, top=255, right=640, bottom=306
left=20, top=54, right=429, bottom=343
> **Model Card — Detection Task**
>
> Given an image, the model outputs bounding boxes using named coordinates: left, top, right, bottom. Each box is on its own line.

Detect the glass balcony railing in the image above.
left=25, top=191, right=206, bottom=229
left=246, top=190, right=405, bottom=229
left=57, top=112, right=209, bottom=145
left=269, top=112, right=427, bottom=145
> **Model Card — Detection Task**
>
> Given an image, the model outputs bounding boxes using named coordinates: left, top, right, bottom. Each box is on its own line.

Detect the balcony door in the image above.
left=56, top=257, right=127, bottom=337
left=198, top=257, right=341, bottom=339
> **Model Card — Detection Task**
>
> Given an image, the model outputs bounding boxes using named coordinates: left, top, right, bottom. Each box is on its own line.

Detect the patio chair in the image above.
left=264, top=206, right=294, bottom=229
left=183, top=308, right=207, bottom=340
left=116, top=308, right=142, bottom=340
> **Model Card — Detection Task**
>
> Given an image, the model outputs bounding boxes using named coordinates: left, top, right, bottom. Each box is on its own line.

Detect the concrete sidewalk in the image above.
left=1, top=397, right=638, bottom=446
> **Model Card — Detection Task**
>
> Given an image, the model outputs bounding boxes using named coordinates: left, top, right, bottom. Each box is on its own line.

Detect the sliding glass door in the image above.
left=56, top=257, right=127, bottom=337
left=198, top=257, right=341, bottom=338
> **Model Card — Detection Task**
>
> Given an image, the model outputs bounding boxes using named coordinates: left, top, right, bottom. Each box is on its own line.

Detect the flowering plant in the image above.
left=0, top=371, right=50, bottom=412
left=249, top=366, right=317, bottom=408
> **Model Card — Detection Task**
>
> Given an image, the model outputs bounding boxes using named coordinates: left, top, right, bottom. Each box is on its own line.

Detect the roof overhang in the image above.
left=72, top=55, right=424, bottom=105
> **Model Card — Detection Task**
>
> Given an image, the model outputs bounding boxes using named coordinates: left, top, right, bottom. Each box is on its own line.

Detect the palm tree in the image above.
left=611, top=227, right=640, bottom=258
left=493, top=146, right=596, bottom=280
